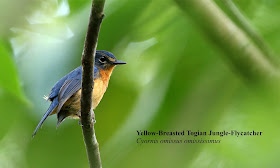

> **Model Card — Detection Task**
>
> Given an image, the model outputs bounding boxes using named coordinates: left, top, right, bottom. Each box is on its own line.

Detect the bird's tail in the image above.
left=32, top=99, right=59, bottom=138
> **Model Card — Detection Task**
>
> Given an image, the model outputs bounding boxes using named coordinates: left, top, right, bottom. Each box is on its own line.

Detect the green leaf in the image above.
left=0, top=42, right=26, bottom=101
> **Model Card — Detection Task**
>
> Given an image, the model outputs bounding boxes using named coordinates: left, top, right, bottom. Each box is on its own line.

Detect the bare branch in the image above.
left=80, top=0, right=105, bottom=167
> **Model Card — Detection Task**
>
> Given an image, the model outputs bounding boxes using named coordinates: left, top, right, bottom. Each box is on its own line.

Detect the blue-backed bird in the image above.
left=32, top=50, right=126, bottom=137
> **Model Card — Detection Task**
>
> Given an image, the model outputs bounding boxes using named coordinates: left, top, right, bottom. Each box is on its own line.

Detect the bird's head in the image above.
left=95, top=50, right=126, bottom=70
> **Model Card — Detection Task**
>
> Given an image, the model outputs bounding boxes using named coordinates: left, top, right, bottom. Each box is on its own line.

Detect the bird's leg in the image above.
left=91, top=108, right=96, bottom=124
left=78, top=109, right=96, bottom=126
left=78, top=110, right=82, bottom=126
left=77, top=109, right=85, bottom=126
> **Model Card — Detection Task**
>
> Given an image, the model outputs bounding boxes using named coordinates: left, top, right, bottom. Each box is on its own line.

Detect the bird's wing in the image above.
left=48, top=66, right=98, bottom=101
left=48, top=66, right=82, bottom=101
left=55, top=66, right=99, bottom=113
left=56, top=79, right=82, bottom=113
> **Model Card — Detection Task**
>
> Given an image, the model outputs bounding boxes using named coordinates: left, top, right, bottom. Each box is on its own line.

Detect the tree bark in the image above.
left=80, top=0, right=105, bottom=167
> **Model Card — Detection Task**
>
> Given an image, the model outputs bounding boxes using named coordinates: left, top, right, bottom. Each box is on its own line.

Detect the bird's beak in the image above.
left=113, top=60, right=126, bottom=65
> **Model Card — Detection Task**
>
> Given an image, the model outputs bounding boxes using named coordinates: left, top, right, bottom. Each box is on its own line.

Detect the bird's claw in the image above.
left=91, top=109, right=96, bottom=124
left=92, top=118, right=96, bottom=124
left=79, top=109, right=96, bottom=126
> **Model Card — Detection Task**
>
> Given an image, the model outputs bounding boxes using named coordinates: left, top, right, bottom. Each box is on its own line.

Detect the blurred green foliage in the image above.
left=0, top=0, right=280, bottom=167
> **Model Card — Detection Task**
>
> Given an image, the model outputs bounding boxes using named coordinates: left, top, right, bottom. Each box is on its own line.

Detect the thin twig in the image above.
left=80, top=0, right=105, bottom=167
left=221, top=0, right=279, bottom=66
left=174, top=0, right=279, bottom=81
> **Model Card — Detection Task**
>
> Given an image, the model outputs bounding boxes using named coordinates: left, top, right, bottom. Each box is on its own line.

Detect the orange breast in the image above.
left=92, top=66, right=115, bottom=108
left=92, top=78, right=107, bottom=109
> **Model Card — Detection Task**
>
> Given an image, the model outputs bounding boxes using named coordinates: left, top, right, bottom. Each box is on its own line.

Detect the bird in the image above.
left=32, top=50, right=126, bottom=137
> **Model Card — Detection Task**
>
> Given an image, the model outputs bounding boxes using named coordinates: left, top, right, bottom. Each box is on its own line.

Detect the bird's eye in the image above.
left=99, top=56, right=106, bottom=63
